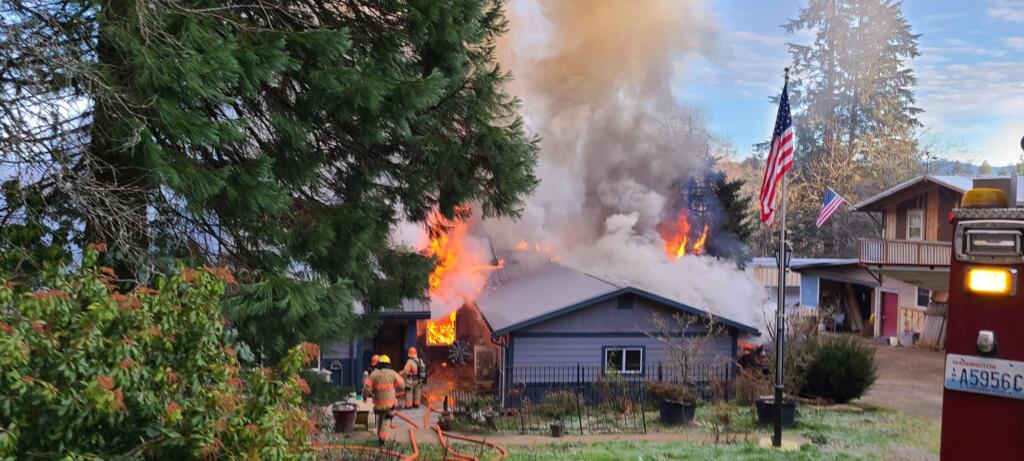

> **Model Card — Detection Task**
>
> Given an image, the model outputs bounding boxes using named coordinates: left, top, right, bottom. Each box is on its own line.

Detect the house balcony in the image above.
left=858, top=238, right=951, bottom=267
left=857, top=238, right=952, bottom=292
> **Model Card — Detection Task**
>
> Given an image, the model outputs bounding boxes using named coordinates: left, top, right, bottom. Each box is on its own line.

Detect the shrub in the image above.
left=644, top=382, right=697, bottom=404
left=300, top=369, right=351, bottom=406
left=0, top=245, right=315, bottom=459
left=534, top=390, right=577, bottom=419
left=734, top=369, right=772, bottom=405
left=593, top=371, right=634, bottom=413
left=801, top=335, right=878, bottom=403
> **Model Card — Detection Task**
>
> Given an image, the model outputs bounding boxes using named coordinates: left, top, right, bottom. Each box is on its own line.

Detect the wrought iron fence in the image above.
left=443, top=362, right=734, bottom=435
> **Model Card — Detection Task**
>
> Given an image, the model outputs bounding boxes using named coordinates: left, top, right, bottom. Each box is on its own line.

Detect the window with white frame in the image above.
left=604, top=347, right=643, bottom=375
left=907, top=209, right=924, bottom=241
left=917, top=287, right=931, bottom=307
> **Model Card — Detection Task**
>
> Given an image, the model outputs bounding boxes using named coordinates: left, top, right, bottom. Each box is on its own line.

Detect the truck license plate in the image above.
left=945, top=354, right=1024, bottom=400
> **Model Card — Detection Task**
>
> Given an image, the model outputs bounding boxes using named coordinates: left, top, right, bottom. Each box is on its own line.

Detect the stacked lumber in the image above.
left=843, top=283, right=865, bottom=332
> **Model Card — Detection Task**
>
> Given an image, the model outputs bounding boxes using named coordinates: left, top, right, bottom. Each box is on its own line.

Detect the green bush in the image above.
left=801, top=336, right=878, bottom=403
left=534, top=390, right=577, bottom=419
left=300, top=369, right=351, bottom=406
left=644, top=381, right=696, bottom=403
left=0, top=245, right=315, bottom=459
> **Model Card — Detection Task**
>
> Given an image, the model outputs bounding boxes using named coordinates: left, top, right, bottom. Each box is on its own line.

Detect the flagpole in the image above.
left=772, top=67, right=790, bottom=448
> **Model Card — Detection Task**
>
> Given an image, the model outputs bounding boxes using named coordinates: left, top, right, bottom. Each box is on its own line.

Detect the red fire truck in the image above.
left=940, top=185, right=1024, bottom=459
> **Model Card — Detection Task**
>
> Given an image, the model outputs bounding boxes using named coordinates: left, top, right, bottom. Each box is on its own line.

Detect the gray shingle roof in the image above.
left=476, top=263, right=623, bottom=334
left=476, top=263, right=760, bottom=336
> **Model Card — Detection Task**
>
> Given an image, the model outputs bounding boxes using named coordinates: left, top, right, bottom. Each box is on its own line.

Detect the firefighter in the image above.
left=362, top=354, right=404, bottom=444
left=401, top=347, right=427, bottom=409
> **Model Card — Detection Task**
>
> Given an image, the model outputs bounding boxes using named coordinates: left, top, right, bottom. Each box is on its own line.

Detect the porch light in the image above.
left=965, top=267, right=1017, bottom=296
left=774, top=240, right=792, bottom=268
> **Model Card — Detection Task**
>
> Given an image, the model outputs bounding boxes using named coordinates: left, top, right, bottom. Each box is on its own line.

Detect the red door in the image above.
left=881, top=292, right=899, bottom=337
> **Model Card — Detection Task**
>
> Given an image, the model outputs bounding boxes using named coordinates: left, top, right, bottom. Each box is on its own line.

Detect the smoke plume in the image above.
left=484, top=0, right=768, bottom=329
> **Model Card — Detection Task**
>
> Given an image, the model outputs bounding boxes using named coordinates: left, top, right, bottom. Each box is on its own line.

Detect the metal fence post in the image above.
left=575, top=390, right=584, bottom=435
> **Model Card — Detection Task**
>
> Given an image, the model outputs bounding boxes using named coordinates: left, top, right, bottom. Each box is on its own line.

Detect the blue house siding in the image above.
left=506, top=294, right=737, bottom=387
left=801, top=274, right=820, bottom=308
left=510, top=333, right=733, bottom=379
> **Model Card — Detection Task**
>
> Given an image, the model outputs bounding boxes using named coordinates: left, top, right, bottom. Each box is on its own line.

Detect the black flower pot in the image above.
left=755, top=397, right=796, bottom=427
left=658, top=400, right=696, bottom=425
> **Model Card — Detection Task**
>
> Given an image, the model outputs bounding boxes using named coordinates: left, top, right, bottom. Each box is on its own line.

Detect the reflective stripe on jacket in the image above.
left=363, top=368, right=404, bottom=411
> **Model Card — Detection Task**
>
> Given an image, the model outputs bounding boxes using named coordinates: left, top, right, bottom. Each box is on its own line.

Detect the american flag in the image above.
left=758, top=82, right=795, bottom=225
left=815, top=187, right=846, bottom=228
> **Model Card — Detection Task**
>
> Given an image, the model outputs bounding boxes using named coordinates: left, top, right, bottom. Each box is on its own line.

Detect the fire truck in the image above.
left=940, top=171, right=1024, bottom=459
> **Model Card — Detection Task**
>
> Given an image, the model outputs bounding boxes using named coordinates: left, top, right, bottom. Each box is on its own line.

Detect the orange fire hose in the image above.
left=395, top=411, right=420, bottom=429
left=320, top=424, right=420, bottom=460
left=443, top=431, right=508, bottom=461
left=432, top=425, right=476, bottom=461
left=401, top=426, right=419, bottom=461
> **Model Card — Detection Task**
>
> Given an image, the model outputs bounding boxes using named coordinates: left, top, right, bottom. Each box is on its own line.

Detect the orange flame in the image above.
left=658, top=211, right=710, bottom=260
left=421, top=207, right=502, bottom=343
left=426, top=311, right=457, bottom=346
left=514, top=240, right=560, bottom=262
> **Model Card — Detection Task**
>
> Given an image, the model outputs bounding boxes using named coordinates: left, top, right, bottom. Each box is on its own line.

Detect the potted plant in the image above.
left=550, top=418, right=566, bottom=438
left=645, top=381, right=697, bottom=425
left=755, top=395, right=796, bottom=427
left=438, top=410, right=455, bottom=431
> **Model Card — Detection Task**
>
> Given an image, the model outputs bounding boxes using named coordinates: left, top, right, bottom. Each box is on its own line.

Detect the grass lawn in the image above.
left=457, top=405, right=939, bottom=461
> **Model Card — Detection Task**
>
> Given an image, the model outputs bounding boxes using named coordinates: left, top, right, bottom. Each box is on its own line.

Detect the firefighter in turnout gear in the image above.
left=362, top=354, right=404, bottom=444
left=401, top=347, right=427, bottom=408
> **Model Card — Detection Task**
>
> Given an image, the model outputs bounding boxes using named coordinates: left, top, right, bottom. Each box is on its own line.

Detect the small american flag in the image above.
left=758, top=81, right=795, bottom=225
left=816, top=187, right=846, bottom=228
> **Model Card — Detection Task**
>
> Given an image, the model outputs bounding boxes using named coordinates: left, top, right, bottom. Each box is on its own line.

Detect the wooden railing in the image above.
left=858, top=238, right=951, bottom=266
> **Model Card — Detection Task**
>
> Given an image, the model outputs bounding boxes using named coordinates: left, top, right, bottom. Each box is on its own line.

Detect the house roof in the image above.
left=853, top=175, right=984, bottom=212
left=750, top=257, right=852, bottom=268
left=476, top=263, right=760, bottom=337
left=787, top=258, right=860, bottom=271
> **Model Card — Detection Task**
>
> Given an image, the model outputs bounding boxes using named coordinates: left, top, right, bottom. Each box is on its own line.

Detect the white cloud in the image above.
left=988, top=1, right=1024, bottom=22
left=980, top=119, right=1024, bottom=165
left=731, top=30, right=787, bottom=47
left=916, top=60, right=1024, bottom=164
left=1005, top=37, right=1024, bottom=50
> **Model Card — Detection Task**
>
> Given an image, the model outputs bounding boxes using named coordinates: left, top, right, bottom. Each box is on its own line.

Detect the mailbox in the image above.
left=941, top=189, right=1024, bottom=459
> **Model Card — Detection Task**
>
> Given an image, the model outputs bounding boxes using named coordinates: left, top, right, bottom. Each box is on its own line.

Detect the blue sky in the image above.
left=673, top=0, right=1024, bottom=166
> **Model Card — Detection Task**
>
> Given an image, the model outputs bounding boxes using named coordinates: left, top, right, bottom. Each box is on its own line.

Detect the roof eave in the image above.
left=853, top=175, right=968, bottom=212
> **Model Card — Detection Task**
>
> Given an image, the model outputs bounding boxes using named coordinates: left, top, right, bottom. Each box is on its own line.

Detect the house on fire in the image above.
left=320, top=262, right=760, bottom=389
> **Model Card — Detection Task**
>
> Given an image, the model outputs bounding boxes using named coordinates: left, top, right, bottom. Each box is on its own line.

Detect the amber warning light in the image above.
left=965, top=267, right=1017, bottom=296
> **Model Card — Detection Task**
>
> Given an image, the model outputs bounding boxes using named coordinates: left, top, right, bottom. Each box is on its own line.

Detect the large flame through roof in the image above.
left=421, top=208, right=502, bottom=344
left=658, top=211, right=709, bottom=260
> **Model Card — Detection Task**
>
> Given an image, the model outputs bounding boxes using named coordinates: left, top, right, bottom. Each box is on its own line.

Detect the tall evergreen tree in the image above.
left=0, top=1, right=538, bottom=360
left=780, top=0, right=922, bottom=257
left=979, top=160, right=994, bottom=175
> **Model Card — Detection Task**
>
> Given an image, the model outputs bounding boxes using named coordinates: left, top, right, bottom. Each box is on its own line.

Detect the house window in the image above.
left=604, top=347, right=643, bottom=375
left=917, top=287, right=930, bottom=307
left=907, top=209, right=924, bottom=241
left=617, top=294, right=634, bottom=310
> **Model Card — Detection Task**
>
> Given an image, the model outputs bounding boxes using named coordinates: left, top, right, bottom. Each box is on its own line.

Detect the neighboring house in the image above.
left=749, top=257, right=801, bottom=308
left=477, top=264, right=760, bottom=381
left=791, top=259, right=927, bottom=340
left=840, top=174, right=1023, bottom=342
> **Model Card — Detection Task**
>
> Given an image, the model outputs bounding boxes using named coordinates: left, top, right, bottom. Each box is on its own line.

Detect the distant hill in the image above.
left=925, top=160, right=1017, bottom=175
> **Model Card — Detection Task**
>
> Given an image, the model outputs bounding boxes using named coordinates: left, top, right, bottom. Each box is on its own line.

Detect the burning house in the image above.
left=320, top=214, right=761, bottom=391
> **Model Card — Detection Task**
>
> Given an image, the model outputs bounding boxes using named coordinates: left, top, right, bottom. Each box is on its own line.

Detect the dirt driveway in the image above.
left=859, top=342, right=945, bottom=422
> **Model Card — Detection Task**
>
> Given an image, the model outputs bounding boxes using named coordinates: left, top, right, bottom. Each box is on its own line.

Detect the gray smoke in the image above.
left=484, top=0, right=768, bottom=330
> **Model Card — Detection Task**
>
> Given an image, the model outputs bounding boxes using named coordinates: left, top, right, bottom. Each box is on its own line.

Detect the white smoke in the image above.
left=484, top=0, right=768, bottom=330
